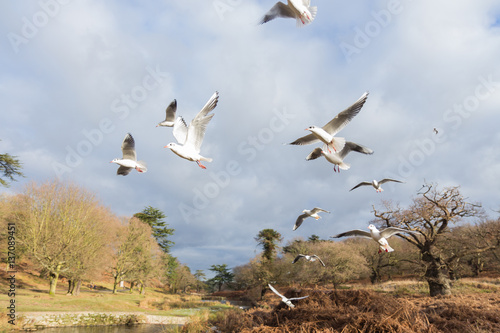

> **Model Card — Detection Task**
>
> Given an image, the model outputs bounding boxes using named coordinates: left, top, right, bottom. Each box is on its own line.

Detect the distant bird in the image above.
left=306, top=141, right=373, bottom=172
left=293, top=207, right=330, bottom=231
left=292, top=254, right=325, bottom=267
left=157, top=99, right=178, bottom=127
left=332, top=224, right=418, bottom=253
left=110, top=133, right=147, bottom=176
left=164, top=92, right=219, bottom=169
left=349, top=179, right=403, bottom=192
left=260, top=0, right=317, bottom=27
left=433, top=128, right=438, bottom=134
left=268, top=284, right=309, bottom=308
left=289, top=92, right=369, bottom=153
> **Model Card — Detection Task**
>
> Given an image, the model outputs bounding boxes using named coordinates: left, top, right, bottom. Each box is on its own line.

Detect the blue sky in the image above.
left=1, top=0, right=500, bottom=277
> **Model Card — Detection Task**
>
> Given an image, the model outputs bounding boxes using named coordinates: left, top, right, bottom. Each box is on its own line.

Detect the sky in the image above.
left=1, top=0, right=500, bottom=277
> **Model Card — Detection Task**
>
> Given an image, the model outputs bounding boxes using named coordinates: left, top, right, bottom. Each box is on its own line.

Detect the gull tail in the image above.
left=331, top=137, right=346, bottom=153
left=201, top=156, right=213, bottom=163
left=309, top=6, right=317, bottom=21
left=381, top=243, right=394, bottom=252
left=338, top=162, right=350, bottom=171
left=136, top=161, right=148, bottom=173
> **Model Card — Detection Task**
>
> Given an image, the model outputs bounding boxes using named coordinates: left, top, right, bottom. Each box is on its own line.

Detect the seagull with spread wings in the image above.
left=350, top=178, right=403, bottom=192
left=306, top=141, right=373, bottom=172
left=289, top=91, right=369, bottom=153
left=293, top=207, right=330, bottom=231
left=292, top=254, right=326, bottom=266
left=260, top=0, right=317, bottom=27
left=110, top=133, right=147, bottom=176
left=164, top=92, right=219, bottom=169
left=332, top=224, right=418, bottom=253
left=268, top=284, right=309, bottom=308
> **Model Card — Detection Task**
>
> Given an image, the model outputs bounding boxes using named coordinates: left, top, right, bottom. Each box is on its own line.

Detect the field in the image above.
left=2, top=265, right=500, bottom=332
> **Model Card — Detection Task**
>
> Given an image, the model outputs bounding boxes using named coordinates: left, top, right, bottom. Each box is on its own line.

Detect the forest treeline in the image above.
left=1, top=179, right=499, bottom=298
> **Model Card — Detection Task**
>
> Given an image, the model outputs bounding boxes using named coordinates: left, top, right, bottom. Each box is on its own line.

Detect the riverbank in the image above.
left=16, top=312, right=187, bottom=330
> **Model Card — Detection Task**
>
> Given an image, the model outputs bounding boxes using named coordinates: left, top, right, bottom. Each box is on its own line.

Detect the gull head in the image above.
left=305, top=125, right=317, bottom=132
left=110, top=158, right=119, bottom=164
left=368, top=224, right=377, bottom=231
left=164, top=143, right=177, bottom=149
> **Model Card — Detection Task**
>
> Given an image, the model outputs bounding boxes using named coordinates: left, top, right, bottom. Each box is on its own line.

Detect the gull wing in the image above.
left=292, top=254, right=305, bottom=264
left=184, top=91, right=219, bottom=152
left=322, top=91, right=369, bottom=136
left=349, top=181, right=372, bottom=192
left=172, top=116, right=188, bottom=144
left=340, top=142, right=374, bottom=159
left=311, top=207, right=330, bottom=214
left=260, top=2, right=295, bottom=24
left=164, top=99, right=177, bottom=122
left=378, top=178, right=403, bottom=185
left=312, top=255, right=326, bottom=267
left=332, top=229, right=372, bottom=239
left=293, top=213, right=309, bottom=230
left=121, top=133, right=136, bottom=161
left=268, top=284, right=285, bottom=298
left=289, top=92, right=369, bottom=146
left=306, top=147, right=323, bottom=161
left=380, top=227, right=417, bottom=239
left=289, top=295, right=310, bottom=301
left=117, top=165, right=132, bottom=176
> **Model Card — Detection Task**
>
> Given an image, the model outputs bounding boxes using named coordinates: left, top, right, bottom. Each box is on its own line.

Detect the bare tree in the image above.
left=12, top=180, right=113, bottom=295
left=373, top=183, right=492, bottom=296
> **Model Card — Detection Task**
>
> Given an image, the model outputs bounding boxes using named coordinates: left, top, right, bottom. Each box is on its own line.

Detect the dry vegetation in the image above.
left=207, top=283, right=500, bottom=333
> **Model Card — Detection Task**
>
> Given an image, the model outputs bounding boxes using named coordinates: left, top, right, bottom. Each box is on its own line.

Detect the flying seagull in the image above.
left=110, top=133, right=147, bottom=176
left=433, top=128, right=438, bottom=134
left=306, top=141, right=373, bottom=172
left=164, top=91, right=219, bottom=169
left=332, top=224, right=418, bottom=253
left=268, top=284, right=309, bottom=308
left=157, top=99, right=178, bottom=127
left=260, top=0, right=317, bottom=27
left=292, top=254, right=325, bottom=267
left=350, top=179, right=403, bottom=192
left=293, top=207, right=330, bottom=231
left=289, top=91, right=369, bottom=153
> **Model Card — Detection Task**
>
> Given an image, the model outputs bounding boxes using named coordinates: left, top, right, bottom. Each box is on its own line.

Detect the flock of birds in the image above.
left=109, top=0, right=420, bottom=309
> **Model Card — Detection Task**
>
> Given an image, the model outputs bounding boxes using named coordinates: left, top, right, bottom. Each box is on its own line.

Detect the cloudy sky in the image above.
left=1, top=0, right=500, bottom=277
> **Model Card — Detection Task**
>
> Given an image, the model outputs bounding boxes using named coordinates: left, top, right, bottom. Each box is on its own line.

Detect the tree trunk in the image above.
left=370, top=268, right=381, bottom=284
left=130, top=281, right=135, bottom=293
left=112, top=275, right=120, bottom=294
left=139, top=280, right=145, bottom=295
left=424, top=257, right=452, bottom=296
left=49, top=271, right=60, bottom=296
left=67, top=280, right=74, bottom=295
left=73, top=280, right=82, bottom=296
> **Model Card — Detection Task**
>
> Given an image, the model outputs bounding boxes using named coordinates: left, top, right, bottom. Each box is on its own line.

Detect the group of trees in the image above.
left=0, top=179, right=204, bottom=296
left=229, top=183, right=500, bottom=298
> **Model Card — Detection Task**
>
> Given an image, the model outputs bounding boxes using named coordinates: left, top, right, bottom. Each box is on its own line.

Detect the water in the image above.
left=37, top=324, right=180, bottom=333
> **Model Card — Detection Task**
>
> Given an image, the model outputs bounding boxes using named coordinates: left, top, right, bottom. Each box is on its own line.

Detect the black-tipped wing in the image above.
left=121, top=133, right=136, bottom=161
left=164, top=99, right=177, bottom=122
left=117, top=165, right=133, bottom=176
left=340, top=141, right=374, bottom=159
left=306, top=147, right=323, bottom=161
left=293, top=213, right=308, bottom=230
left=380, top=227, right=418, bottom=239
left=292, top=254, right=305, bottom=264
left=312, top=255, right=326, bottom=267
left=332, top=229, right=372, bottom=239
left=349, top=182, right=372, bottom=192
left=260, top=2, right=295, bottom=24
left=322, top=91, right=369, bottom=136
left=378, top=178, right=403, bottom=185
